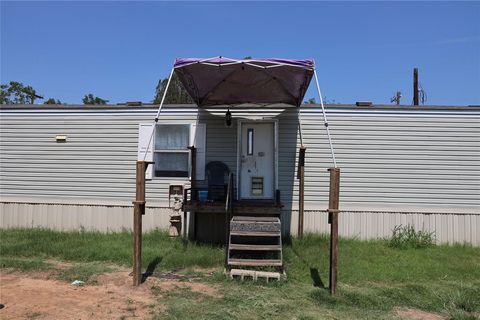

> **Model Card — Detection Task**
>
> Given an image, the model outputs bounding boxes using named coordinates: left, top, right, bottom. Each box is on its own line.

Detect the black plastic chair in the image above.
left=205, top=161, right=230, bottom=201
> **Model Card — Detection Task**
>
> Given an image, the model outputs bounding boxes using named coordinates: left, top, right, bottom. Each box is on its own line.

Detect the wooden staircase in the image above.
left=226, top=216, right=284, bottom=280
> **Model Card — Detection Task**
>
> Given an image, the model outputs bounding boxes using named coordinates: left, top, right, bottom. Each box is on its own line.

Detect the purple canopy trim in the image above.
left=173, top=57, right=315, bottom=107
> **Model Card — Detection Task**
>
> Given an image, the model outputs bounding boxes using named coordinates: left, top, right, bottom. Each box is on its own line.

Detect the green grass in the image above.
left=1, top=228, right=479, bottom=320
left=0, top=228, right=224, bottom=269
left=0, top=256, right=52, bottom=271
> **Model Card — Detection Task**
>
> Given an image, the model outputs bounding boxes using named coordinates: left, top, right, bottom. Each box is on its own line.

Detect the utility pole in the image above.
left=413, top=68, right=419, bottom=106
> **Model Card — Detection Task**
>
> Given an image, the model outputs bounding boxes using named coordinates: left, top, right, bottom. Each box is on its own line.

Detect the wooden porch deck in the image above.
left=183, top=200, right=283, bottom=215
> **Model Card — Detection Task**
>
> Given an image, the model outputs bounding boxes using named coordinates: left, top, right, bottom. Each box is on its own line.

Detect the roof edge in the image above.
left=0, top=103, right=479, bottom=111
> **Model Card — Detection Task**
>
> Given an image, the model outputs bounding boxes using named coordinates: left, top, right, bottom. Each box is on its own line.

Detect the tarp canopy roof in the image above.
left=173, top=57, right=315, bottom=107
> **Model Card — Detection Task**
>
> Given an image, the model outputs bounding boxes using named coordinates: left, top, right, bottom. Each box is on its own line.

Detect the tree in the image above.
left=303, top=97, right=339, bottom=104
left=0, top=81, right=42, bottom=104
left=45, top=98, right=63, bottom=104
left=154, top=72, right=194, bottom=104
left=82, top=94, right=108, bottom=105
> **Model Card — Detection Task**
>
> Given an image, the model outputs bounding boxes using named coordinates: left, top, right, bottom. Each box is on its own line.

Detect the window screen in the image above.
left=154, top=124, right=190, bottom=177
left=155, top=124, right=190, bottom=150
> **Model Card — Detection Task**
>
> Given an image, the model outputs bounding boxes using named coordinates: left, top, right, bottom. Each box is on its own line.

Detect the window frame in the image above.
left=153, top=123, right=192, bottom=178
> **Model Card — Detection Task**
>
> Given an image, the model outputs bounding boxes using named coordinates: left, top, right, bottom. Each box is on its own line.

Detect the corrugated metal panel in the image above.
left=295, top=210, right=480, bottom=246
left=0, top=202, right=171, bottom=232
left=1, top=202, right=477, bottom=245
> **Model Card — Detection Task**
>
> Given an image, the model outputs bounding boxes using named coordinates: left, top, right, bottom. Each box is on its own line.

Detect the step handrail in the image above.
left=224, top=172, right=234, bottom=268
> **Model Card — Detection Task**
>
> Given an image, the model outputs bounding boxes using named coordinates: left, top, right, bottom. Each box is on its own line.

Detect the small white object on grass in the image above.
left=71, top=280, right=85, bottom=286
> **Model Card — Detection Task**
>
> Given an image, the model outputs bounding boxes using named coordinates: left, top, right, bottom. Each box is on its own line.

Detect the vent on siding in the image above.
left=251, top=177, right=264, bottom=196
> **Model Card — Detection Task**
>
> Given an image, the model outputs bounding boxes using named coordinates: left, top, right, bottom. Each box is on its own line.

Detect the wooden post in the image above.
left=133, top=161, right=149, bottom=286
left=183, top=188, right=188, bottom=239
left=413, top=68, right=419, bottom=106
left=298, top=146, right=306, bottom=237
left=188, top=146, right=196, bottom=240
left=328, top=168, right=340, bottom=295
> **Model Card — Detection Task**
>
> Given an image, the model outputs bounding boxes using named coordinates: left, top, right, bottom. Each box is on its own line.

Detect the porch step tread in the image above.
left=228, top=258, right=283, bottom=267
left=232, top=216, right=280, bottom=223
left=230, top=230, right=281, bottom=237
left=229, top=244, right=282, bottom=251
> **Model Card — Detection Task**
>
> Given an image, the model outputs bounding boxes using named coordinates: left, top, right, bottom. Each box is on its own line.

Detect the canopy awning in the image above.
left=173, top=57, right=315, bottom=107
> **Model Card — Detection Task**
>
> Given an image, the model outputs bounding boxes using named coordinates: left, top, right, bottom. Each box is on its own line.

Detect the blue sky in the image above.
left=1, top=1, right=479, bottom=105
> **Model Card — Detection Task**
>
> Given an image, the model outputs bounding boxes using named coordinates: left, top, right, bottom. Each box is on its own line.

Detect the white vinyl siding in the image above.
left=0, top=106, right=198, bottom=205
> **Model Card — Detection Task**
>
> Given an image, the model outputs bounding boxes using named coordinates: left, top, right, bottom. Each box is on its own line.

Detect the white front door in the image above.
left=239, top=122, right=275, bottom=199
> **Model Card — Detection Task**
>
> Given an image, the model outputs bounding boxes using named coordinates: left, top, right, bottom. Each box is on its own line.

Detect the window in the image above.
left=154, top=124, right=190, bottom=177
left=247, top=128, right=254, bottom=155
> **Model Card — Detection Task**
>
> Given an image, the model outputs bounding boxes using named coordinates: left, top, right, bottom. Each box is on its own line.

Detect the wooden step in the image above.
left=230, top=230, right=281, bottom=237
left=228, top=258, right=283, bottom=267
left=232, top=216, right=280, bottom=223
left=229, top=244, right=282, bottom=251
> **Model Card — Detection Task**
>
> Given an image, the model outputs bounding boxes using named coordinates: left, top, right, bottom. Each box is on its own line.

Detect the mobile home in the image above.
left=1, top=103, right=479, bottom=245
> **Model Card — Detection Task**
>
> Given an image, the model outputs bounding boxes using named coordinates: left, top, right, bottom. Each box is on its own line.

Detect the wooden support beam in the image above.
left=328, top=167, right=340, bottom=295
left=133, top=161, right=150, bottom=286
left=298, top=146, right=306, bottom=237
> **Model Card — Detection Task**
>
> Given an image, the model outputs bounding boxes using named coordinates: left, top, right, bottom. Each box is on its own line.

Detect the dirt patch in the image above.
left=149, top=279, right=219, bottom=298
left=395, top=307, right=446, bottom=320
left=0, top=269, right=218, bottom=319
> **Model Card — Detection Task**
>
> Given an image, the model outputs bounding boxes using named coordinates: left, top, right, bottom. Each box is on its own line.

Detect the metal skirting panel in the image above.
left=2, top=202, right=478, bottom=246
left=0, top=202, right=171, bottom=232
left=287, top=210, right=480, bottom=246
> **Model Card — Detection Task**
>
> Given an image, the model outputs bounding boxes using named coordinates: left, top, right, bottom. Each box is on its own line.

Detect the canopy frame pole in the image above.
left=298, top=107, right=304, bottom=147
left=142, top=67, right=175, bottom=161
left=313, top=69, right=337, bottom=168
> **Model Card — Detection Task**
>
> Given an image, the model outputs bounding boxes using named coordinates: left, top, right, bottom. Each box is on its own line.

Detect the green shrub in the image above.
left=388, top=224, right=436, bottom=249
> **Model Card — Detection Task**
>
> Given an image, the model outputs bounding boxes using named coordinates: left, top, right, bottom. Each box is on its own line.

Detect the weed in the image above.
left=388, top=224, right=436, bottom=249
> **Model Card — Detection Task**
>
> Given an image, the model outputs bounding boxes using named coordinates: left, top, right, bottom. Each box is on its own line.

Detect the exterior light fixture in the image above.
left=225, top=108, right=232, bottom=127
